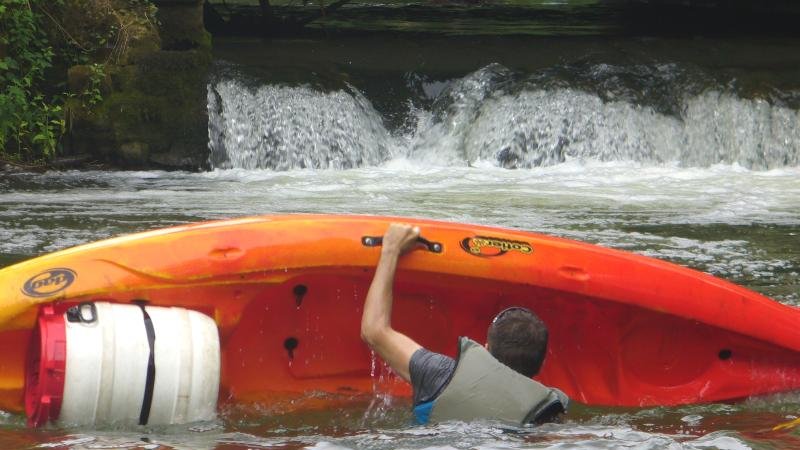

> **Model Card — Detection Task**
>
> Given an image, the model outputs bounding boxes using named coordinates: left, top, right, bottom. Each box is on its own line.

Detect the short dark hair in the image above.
left=487, top=307, right=548, bottom=377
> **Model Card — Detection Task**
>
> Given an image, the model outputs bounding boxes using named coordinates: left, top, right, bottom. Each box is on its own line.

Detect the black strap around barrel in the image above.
left=135, top=301, right=156, bottom=426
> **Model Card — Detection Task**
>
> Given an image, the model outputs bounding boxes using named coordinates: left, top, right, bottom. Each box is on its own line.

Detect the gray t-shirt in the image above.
left=409, top=348, right=456, bottom=406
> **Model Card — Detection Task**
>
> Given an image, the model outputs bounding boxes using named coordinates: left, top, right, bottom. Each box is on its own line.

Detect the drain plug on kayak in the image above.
left=284, top=337, right=299, bottom=360
left=293, top=284, right=308, bottom=307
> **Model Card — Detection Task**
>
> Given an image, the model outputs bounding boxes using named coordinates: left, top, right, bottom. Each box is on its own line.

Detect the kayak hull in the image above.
left=2, top=214, right=800, bottom=414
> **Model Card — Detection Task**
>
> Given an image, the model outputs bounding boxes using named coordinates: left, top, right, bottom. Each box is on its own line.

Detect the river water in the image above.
left=2, top=35, right=800, bottom=448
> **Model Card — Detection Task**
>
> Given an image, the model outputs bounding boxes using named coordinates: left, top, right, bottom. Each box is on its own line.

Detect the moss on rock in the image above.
left=63, top=0, right=212, bottom=170
left=155, top=0, right=211, bottom=51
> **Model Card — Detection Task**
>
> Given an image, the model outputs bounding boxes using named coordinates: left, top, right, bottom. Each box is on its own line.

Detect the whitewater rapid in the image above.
left=208, top=64, right=800, bottom=171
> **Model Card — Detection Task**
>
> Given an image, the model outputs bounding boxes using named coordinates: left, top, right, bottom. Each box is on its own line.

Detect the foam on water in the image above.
left=33, top=416, right=775, bottom=450
left=1, top=164, right=798, bottom=296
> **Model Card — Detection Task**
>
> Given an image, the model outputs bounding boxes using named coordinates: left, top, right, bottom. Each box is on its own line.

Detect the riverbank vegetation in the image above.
left=0, top=0, right=157, bottom=165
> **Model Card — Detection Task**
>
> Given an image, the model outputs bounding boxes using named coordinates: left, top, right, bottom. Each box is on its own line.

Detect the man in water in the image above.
left=361, top=223, right=568, bottom=425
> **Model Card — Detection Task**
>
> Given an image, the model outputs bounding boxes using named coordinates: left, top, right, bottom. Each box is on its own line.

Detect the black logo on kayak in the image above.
left=460, top=236, right=533, bottom=257
left=22, top=268, right=76, bottom=297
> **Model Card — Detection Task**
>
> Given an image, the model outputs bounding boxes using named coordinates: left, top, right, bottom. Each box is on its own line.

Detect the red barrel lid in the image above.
left=25, top=305, right=67, bottom=427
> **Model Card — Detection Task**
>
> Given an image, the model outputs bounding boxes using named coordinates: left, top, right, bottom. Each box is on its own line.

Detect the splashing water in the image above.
left=208, top=81, right=391, bottom=170
left=208, top=64, right=800, bottom=170
left=363, top=352, right=402, bottom=425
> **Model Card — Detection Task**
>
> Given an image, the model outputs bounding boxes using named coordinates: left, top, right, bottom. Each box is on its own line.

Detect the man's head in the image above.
left=486, top=307, right=548, bottom=378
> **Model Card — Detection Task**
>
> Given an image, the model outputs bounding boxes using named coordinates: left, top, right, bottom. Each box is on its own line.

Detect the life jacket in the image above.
left=413, top=337, right=568, bottom=425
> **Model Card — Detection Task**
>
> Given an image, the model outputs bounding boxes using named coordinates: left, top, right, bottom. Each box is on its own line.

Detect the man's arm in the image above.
left=360, top=223, right=424, bottom=382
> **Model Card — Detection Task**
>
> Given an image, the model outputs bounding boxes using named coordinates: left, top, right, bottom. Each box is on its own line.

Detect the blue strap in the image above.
left=413, top=401, right=434, bottom=425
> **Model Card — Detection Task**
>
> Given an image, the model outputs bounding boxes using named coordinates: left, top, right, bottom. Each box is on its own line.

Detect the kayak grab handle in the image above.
left=361, top=236, right=443, bottom=253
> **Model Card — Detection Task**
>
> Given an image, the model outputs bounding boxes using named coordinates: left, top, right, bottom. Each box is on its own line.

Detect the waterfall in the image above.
left=208, top=64, right=800, bottom=170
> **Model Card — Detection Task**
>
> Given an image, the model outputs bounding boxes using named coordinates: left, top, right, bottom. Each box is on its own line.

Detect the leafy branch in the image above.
left=0, top=0, right=157, bottom=162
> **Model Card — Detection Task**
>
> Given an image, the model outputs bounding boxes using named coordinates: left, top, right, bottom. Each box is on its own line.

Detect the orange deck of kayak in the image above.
left=2, top=214, right=800, bottom=414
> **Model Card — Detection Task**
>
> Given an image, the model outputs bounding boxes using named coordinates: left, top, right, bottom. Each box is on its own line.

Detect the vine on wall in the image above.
left=0, top=0, right=157, bottom=164
left=0, top=0, right=64, bottom=162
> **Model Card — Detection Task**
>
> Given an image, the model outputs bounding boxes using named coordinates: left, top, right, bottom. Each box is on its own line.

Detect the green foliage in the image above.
left=0, top=0, right=64, bottom=161
left=0, top=0, right=157, bottom=163
left=83, top=63, right=105, bottom=106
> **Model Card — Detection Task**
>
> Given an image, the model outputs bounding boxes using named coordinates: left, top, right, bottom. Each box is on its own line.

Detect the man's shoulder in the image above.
left=409, top=348, right=456, bottom=405
left=410, top=348, right=456, bottom=377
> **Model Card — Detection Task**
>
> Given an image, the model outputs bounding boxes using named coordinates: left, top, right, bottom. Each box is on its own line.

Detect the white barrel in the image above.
left=58, top=302, right=220, bottom=426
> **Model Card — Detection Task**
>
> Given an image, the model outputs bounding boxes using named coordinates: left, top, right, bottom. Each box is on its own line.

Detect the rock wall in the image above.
left=66, top=0, right=211, bottom=170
